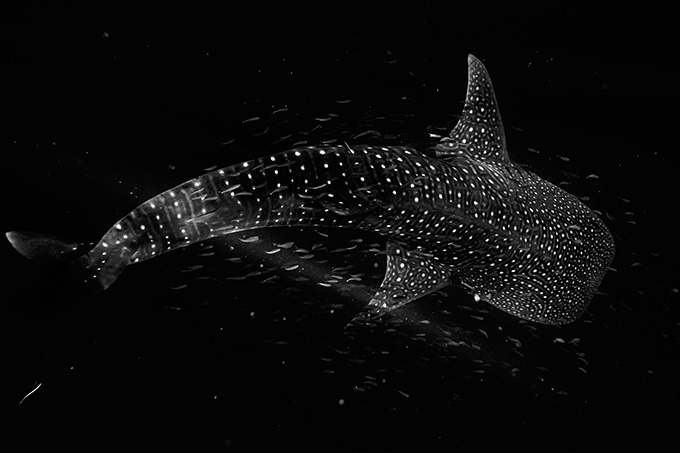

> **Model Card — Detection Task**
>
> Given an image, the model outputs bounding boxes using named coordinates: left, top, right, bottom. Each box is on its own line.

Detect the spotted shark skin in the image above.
left=7, top=55, right=614, bottom=325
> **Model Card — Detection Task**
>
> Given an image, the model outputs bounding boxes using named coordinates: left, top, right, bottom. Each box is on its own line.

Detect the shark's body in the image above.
left=7, top=55, right=614, bottom=325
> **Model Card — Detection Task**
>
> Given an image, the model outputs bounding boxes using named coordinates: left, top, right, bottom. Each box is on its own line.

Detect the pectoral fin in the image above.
left=369, top=242, right=451, bottom=312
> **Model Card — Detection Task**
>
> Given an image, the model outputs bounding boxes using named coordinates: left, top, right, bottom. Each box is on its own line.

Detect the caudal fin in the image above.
left=6, top=231, right=85, bottom=263
left=6, top=230, right=129, bottom=299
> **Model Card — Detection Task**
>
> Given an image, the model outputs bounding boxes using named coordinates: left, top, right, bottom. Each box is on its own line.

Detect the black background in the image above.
left=3, top=3, right=679, bottom=451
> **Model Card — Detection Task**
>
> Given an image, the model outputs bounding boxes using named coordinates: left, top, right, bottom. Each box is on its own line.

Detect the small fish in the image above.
left=269, top=186, right=289, bottom=195
left=243, top=271, right=264, bottom=278
left=331, top=245, right=358, bottom=253
left=507, top=337, right=522, bottom=348
left=222, top=184, right=241, bottom=193
left=19, top=382, right=42, bottom=406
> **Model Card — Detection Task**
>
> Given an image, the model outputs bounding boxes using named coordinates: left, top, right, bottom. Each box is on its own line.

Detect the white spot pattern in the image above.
left=80, top=55, right=613, bottom=325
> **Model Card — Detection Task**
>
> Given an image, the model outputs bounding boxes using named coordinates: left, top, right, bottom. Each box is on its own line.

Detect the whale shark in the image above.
left=6, top=55, right=614, bottom=325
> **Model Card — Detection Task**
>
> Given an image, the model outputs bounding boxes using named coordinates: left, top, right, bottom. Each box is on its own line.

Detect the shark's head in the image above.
left=433, top=55, right=614, bottom=324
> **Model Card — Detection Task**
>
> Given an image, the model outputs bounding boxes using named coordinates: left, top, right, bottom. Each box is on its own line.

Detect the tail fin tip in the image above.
left=6, top=231, right=81, bottom=264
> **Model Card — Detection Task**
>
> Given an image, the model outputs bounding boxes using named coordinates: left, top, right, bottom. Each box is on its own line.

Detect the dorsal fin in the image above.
left=436, top=54, right=510, bottom=165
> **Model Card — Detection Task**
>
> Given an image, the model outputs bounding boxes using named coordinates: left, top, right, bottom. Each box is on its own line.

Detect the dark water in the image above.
left=4, top=4, right=678, bottom=451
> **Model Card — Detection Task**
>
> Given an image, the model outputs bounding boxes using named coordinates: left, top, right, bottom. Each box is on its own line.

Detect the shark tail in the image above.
left=6, top=231, right=130, bottom=296
left=6, top=231, right=85, bottom=263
